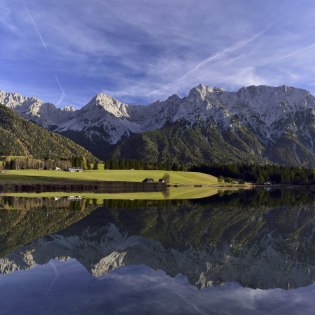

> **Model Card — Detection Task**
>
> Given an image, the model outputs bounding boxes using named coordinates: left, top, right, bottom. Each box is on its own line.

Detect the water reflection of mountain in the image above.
left=1, top=189, right=315, bottom=290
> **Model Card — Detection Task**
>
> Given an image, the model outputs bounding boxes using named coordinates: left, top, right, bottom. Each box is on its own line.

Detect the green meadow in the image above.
left=0, top=168, right=218, bottom=186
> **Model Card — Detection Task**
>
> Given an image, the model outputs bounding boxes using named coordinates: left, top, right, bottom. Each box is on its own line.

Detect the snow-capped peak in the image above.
left=188, top=84, right=224, bottom=99
left=0, top=90, right=42, bottom=110
left=230, top=84, right=315, bottom=128
left=63, top=106, right=76, bottom=112
left=83, top=92, right=130, bottom=118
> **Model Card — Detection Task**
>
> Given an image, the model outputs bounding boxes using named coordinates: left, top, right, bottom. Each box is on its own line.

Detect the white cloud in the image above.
left=0, top=1, right=20, bottom=34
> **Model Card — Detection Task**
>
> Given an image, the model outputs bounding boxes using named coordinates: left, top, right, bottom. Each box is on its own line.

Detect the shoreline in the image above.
left=0, top=181, right=167, bottom=193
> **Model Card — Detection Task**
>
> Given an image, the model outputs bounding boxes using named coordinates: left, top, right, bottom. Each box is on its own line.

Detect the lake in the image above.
left=0, top=188, right=314, bottom=314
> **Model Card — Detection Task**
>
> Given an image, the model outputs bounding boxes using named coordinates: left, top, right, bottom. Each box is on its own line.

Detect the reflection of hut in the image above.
left=67, top=196, right=82, bottom=200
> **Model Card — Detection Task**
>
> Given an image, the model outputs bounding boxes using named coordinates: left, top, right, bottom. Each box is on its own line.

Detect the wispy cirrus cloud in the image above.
left=0, top=1, right=20, bottom=34
left=23, top=0, right=47, bottom=50
left=2, top=0, right=315, bottom=106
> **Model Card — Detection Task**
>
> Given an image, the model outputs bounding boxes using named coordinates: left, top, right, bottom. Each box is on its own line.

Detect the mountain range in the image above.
left=1, top=84, right=315, bottom=166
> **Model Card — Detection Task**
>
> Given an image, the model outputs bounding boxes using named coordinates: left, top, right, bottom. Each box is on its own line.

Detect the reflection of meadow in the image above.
left=4, top=187, right=222, bottom=202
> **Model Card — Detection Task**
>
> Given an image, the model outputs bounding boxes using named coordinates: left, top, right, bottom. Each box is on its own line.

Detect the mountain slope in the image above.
left=1, top=84, right=315, bottom=166
left=111, top=121, right=268, bottom=164
left=0, top=104, right=95, bottom=159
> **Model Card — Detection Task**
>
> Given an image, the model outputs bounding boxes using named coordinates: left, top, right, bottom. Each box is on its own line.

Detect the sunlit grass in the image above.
left=0, top=169, right=218, bottom=185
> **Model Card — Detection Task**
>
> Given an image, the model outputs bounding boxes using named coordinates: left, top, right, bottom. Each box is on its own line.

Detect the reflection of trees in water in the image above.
left=1, top=189, right=315, bottom=289
left=87, top=192, right=315, bottom=289
left=0, top=189, right=314, bottom=258
left=0, top=196, right=73, bottom=210
left=100, top=189, right=315, bottom=251
left=99, top=189, right=315, bottom=210
left=197, top=188, right=315, bottom=208
left=0, top=197, right=98, bottom=258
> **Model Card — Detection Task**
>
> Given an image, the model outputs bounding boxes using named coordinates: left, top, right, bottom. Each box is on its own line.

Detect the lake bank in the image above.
left=0, top=181, right=167, bottom=194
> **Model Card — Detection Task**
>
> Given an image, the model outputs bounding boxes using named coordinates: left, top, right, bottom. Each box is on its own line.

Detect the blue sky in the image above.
left=2, top=0, right=315, bottom=107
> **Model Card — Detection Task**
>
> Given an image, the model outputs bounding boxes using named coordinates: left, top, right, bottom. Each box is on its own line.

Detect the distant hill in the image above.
left=0, top=104, right=95, bottom=160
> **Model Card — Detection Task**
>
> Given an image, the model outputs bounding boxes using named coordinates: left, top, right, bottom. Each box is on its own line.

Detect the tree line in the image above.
left=1, top=156, right=98, bottom=170
left=190, top=163, right=315, bottom=185
left=3, top=155, right=313, bottom=186
left=103, top=160, right=184, bottom=171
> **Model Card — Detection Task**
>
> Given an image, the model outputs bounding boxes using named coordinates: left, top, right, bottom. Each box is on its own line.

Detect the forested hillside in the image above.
left=0, top=105, right=95, bottom=160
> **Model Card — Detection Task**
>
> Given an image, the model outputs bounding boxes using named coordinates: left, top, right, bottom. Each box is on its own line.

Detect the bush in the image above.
left=218, top=176, right=224, bottom=183
left=162, top=173, right=170, bottom=184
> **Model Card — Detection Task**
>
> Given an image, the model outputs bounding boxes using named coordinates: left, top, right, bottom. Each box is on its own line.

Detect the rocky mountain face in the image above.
left=1, top=191, right=315, bottom=290
left=1, top=84, right=315, bottom=166
left=0, top=91, right=76, bottom=128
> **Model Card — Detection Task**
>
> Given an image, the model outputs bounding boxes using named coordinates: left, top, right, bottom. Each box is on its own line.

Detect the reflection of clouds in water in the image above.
left=0, top=260, right=313, bottom=315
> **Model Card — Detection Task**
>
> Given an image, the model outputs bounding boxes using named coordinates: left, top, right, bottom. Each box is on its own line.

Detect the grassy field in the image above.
left=4, top=187, right=224, bottom=202
left=0, top=169, right=218, bottom=185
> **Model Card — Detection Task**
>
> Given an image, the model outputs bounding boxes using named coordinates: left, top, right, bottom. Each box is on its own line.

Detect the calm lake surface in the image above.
left=0, top=189, right=315, bottom=315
